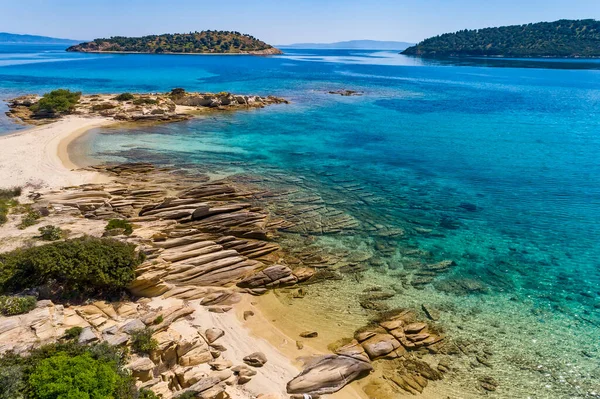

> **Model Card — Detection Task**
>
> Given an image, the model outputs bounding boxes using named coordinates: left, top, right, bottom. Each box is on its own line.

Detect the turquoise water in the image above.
left=1, top=44, right=600, bottom=397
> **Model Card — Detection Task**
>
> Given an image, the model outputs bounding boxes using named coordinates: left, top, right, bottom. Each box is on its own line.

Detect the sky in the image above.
left=1, top=0, right=599, bottom=44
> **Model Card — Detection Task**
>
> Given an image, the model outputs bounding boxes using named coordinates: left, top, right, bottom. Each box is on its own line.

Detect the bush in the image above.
left=30, top=89, right=81, bottom=116
left=0, top=342, right=135, bottom=399
left=138, top=389, right=161, bottom=399
left=0, top=237, right=144, bottom=300
left=130, top=328, right=158, bottom=354
left=175, top=392, right=197, bottom=399
left=132, top=98, right=158, bottom=105
left=0, top=188, right=21, bottom=226
left=17, top=208, right=41, bottom=230
left=92, top=102, right=117, bottom=111
left=106, top=219, right=133, bottom=235
left=153, top=315, right=163, bottom=325
left=28, top=352, right=121, bottom=399
left=169, top=88, right=186, bottom=98
left=114, top=93, right=135, bottom=101
left=0, top=188, right=21, bottom=199
left=63, top=326, right=83, bottom=340
left=0, top=295, right=36, bottom=316
left=36, top=225, right=64, bottom=241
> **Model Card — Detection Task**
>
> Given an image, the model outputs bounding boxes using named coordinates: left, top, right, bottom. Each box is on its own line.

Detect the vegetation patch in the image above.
left=0, top=342, right=136, bottom=399
left=30, top=89, right=81, bottom=117
left=132, top=98, right=159, bottom=105
left=63, top=326, right=84, bottom=340
left=114, top=92, right=135, bottom=101
left=0, top=188, right=20, bottom=226
left=0, top=295, right=37, bottom=316
left=91, top=102, right=117, bottom=111
left=17, top=206, right=41, bottom=230
left=130, top=328, right=158, bottom=354
left=105, top=218, right=133, bottom=235
left=0, top=237, right=144, bottom=300
left=36, top=225, right=65, bottom=241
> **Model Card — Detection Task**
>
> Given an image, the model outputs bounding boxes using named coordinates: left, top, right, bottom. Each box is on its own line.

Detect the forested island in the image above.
left=67, top=30, right=282, bottom=54
left=402, top=19, right=600, bottom=58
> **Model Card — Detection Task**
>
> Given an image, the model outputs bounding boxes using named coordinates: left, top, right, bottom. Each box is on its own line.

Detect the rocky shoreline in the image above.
left=5, top=89, right=289, bottom=125
left=0, top=163, right=457, bottom=398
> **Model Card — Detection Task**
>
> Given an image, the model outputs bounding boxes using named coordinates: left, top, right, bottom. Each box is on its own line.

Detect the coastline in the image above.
left=0, top=116, right=115, bottom=189
left=0, top=115, right=370, bottom=398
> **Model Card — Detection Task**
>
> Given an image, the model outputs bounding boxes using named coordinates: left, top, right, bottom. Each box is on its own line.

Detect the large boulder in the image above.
left=286, top=355, right=372, bottom=395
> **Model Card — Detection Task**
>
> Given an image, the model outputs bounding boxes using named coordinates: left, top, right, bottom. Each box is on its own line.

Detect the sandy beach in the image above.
left=0, top=116, right=114, bottom=189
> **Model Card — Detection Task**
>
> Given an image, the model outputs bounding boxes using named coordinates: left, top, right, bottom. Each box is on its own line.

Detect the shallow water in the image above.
left=2, top=44, right=600, bottom=397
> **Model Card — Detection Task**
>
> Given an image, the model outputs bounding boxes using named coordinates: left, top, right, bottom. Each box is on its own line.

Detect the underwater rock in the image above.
left=434, top=278, right=488, bottom=295
left=421, top=304, right=440, bottom=321
left=327, top=89, right=363, bottom=96
left=458, top=202, right=478, bottom=212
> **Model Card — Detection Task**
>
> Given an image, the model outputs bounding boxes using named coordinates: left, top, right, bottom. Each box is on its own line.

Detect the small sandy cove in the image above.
left=0, top=116, right=113, bottom=189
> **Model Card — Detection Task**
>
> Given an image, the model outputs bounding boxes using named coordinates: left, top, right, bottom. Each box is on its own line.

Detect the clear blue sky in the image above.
left=1, top=0, right=599, bottom=44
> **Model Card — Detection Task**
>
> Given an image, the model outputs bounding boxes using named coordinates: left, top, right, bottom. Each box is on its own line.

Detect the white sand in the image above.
left=0, top=116, right=114, bottom=189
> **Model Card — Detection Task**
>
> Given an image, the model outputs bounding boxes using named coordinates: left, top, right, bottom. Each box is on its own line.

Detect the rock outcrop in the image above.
left=287, top=355, right=373, bottom=395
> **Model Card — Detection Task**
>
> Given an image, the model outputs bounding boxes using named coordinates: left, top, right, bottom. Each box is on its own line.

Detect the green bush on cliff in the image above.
left=63, top=326, right=84, bottom=340
left=105, top=219, right=133, bottom=235
left=0, top=295, right=36, bottom=316
left=30, top=89, right=81, bottom=117
left=130, top=328, right=158, bottom=354
left=0, top=342, right=135, bottom=399
left=0, top=237, right=144, bottom=300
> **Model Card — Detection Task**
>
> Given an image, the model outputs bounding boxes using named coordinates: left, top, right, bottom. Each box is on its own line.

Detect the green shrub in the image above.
left=63, top=326, right=83, bottom=340
left=28, top=352, right=120, bottom=399
left=36, top=225, right=64, bottom=241
left=114, top=93, right=135, bottom=101
left=0, top=237, right=144, bottom=300
left=30, top=89, right=81, bottom=116
left=138, top=388, right=161, bottom=399
left=132, top=98, right=158, bottom=105
left=0, top=188, right=21, bottom=200
left=0, top=342, right=135, bottom=399
left=17, top=209, right=41, bottom=230
left=0, top=295, right=36, bottom=316
left=0, top=188, right=21, bottom=226
left=130, top=328, right=158, bottom=354
left=169, top=88, right=185, bottom=98
left=153, top=315, right=163, bottom=325
left=175, top=392, right=197, bottom=399
left=106, top=218, right=133, bottom=235
left=91, top=102, right=117, bottom=111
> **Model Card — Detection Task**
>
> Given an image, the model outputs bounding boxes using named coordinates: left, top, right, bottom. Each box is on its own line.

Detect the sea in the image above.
left=1, top=43, right=599, bottom=398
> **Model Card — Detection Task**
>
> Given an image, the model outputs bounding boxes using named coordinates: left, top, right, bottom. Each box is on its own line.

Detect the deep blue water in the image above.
left=1, top=44, right=600, bottom=397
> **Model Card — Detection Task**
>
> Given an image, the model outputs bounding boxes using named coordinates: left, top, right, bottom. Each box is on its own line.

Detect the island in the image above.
left=66, top=30, right=283, bottom=55
left=402, top=19, right=600, bottom=58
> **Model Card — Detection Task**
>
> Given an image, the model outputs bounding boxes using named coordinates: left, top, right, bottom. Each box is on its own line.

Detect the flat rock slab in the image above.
left=287, top=354, right=373, bottom=395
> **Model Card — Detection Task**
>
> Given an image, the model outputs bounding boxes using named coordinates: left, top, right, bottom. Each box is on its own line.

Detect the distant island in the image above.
left=280, top=39, right=413, bottom=50
left=67, top=30, right=282, bottom=54
left=402, top=19, right=600, bottom=58
left=0, top=32, right=79, bottom=44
